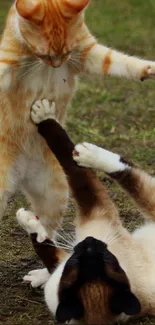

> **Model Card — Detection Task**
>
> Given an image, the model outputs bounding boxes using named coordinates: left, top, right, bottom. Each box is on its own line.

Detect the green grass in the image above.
left=0, top=1, right=155, bottom=324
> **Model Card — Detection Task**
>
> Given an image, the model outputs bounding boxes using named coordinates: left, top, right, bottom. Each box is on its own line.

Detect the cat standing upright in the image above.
left=1, top=0, right=155, bottom=237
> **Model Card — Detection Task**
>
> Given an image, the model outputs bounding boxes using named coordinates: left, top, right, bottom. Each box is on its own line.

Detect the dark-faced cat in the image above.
left=17, top=99, right=155, bottom=324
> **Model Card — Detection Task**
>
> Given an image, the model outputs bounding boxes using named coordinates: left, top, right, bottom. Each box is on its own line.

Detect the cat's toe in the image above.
left=31, top=99, right=56, bottom=124
left=42, top=99, right=56, bottom=120
left=31, top=108, right=42, bottom=124
left=73, top=143, right=94, bottom=168
left=23, top=268, right=50, bottom=288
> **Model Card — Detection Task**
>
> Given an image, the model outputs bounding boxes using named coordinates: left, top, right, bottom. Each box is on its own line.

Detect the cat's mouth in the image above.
left=44, top=58, right=63, bottom=68
left=36, top=53, right=68, bottom=68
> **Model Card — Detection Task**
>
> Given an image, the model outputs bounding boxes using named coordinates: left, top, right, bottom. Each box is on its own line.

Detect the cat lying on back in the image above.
left=17, top=99, right=155, bottom=324
left=1, top=0, right=155, bottom=239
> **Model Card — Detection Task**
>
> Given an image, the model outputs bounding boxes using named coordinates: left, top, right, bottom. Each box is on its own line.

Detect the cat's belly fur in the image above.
left=1, top=63, right=77, bottom=148
left=0, top=63, right=77, bottom=225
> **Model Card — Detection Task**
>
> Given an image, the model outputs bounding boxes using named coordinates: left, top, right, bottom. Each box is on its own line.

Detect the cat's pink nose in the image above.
left=51, top=58, right=62, bottom=68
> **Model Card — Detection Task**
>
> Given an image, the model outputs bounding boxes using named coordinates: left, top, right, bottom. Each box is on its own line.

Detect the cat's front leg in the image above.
left=82, top=42, right=155, bottom=81
left=16, top=208, right=66, bottom=287
left=73, top=142, right=129, bottom=172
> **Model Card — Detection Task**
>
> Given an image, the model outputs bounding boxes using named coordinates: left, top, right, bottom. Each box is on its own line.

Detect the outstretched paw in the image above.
left=31, top=99, right=56, bottom=124
left=141, top=65, right=155, bottom=81
left=73, top=142, right=97, bottom=168
left=73, top=143, right=130, bottom=173
left=16, top=208, right=48, bottom=243
left=23, top=268, right=50, bottom=288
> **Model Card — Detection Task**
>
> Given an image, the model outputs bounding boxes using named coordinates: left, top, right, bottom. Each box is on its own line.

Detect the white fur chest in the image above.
left=22, top=62, right=76, bottom=103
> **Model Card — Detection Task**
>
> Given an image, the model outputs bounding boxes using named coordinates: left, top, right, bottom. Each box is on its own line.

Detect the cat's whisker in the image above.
left=54, top=220, right=75, bottom=244
left=55, top=230, right=73, bottom=245
left=18, top=61, right=41, bottom=80
left=70, top=56, right=83, bottom=66
left=57, top=231, right=75, bottom=245
left=54, top=241, right=73, bottom=250
left=7, top=60, right=39, bottom=72
left=69, top=60, right=81, bottom=71
left=107, top=232, right=121, bottom=245
left=46, top=224, right=74, bottom=248
left=57, top=233, right=73, bottom=247
left=103, top=220, right=114, bottom=243
left=41, top=242, right=72, bottom=251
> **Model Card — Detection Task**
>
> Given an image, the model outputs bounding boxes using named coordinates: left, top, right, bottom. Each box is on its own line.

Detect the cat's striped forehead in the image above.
left=16, top=0, right=90, bottom=21
left=16, top=0, right=89, bottom=55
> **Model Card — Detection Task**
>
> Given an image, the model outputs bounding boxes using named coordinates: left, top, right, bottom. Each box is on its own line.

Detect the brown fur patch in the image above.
left=31, top=234, right=68, bottom=273
left=80, top=281, right=114, bottom=324
left=110, top=166, right=155, bottom=220
left=81, top=42, right=96, bottom=62
left=103, top=50, right=112, bottom=75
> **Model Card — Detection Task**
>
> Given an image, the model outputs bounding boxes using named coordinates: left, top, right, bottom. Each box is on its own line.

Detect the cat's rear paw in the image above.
left=16, top=208, right=48, bottom=243
left=31, top=99, right=56, bottom=124
left=73, top=142, right=97, bottom=168
left=23, top=268, right=50, bottom=288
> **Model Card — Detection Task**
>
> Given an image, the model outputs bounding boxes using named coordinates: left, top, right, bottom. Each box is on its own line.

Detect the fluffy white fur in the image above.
left=73, top=142, right=130, bottom=173
left=24, top=268, right=50, bottom=288
left=17, top=208, right=48, bottom=243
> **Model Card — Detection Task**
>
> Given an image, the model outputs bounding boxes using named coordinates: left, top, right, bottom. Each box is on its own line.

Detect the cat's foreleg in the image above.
left=73, top=142, right=128, bottom=172
left=16, top=208, right=67, bottom=287
left=31, top=100, right=120, bottom=232
left=73, top=143, right=155, bottom=221
left=82, top=42, right=155, bottom=81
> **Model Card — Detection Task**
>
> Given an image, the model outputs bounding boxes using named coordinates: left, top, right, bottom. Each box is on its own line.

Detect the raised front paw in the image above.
left=31, top=99, right=56, bottom=124
left=73, top=142, right=97, bottom=168
left=23, top=268, right=50, bottom=288
left=16, top=208, right=48, bottom=243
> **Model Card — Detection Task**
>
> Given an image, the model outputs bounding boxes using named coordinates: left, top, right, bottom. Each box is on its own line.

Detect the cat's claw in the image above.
left=31, top=99, right=56, bottom=124
left=23, top=268, right=50, bottom=288
left=73, top=142, right=97, bottom=168
left=16, top=208, right=48, bottom=243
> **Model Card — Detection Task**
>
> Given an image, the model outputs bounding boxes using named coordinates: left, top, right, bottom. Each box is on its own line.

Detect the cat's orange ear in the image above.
left=62, top=0, right=90, bottom=17
left=15, top=0, right=45, bottom=23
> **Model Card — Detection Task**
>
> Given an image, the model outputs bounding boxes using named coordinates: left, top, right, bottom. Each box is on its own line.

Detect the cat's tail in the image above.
left=73, top=143, right=155, bottom=222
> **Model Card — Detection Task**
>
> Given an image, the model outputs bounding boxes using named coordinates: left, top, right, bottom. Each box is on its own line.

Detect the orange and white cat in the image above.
left=1, top=0, right=155, bottom=237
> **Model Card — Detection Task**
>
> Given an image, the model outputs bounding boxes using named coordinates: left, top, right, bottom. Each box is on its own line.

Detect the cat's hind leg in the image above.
left=0, top=152, right=21, bottom=221
left=22, top=99, right=69, bottom=239
left=21, top=157, right=69, bottom=239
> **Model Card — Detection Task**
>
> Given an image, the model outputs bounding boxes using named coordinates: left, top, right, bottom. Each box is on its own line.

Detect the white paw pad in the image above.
left=73, top=142, right=97, bottom=168
left=23, top=268, right=50, bottom=288
left=31, top=99, right=56, bottom=124
left=16, top=208, right=48, bottom=243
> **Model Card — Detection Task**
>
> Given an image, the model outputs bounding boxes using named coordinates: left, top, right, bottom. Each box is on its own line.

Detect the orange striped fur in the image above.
left=0, top=0, right=155, bottom=238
